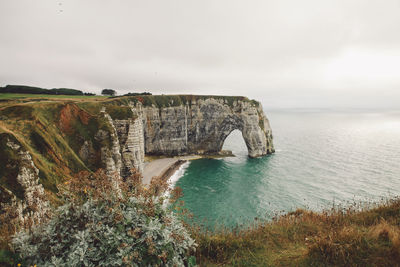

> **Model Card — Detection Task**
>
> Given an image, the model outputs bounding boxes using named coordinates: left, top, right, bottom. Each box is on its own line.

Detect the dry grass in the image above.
left=192, top=198, right=400, bottom=266
left=2, top=166, right=400, bottom=266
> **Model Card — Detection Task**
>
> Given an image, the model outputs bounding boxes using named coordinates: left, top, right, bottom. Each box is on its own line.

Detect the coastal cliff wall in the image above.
left=138, top=98, right=274, bottom=158
left=78, top=106, right=145, bottom=178
left=0, top=95, right=273, bottom=209
left=112, top=110, right=145, bottom=175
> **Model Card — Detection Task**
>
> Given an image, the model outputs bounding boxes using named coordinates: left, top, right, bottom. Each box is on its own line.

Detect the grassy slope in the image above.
left=0, top=93, right=257, bottom=199
left=0, top=100, right=113, bottom=197
left=192, top=199, right=400, bottom=266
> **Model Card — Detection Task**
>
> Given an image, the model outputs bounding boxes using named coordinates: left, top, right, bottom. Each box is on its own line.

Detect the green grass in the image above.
left=0, top=133, right=25, bottom=200
left=0, top=101, right=116, bottom=196
left=0, top=93, right=261, bottom=110
left=109, top=94, right=260, bottom=108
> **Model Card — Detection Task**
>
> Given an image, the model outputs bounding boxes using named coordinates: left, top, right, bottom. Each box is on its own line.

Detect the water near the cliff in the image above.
left=173, top=110, right=400, bottom=228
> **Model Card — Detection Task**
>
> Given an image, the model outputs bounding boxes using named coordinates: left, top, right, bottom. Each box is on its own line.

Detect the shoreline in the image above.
left=142, top=152, right=235, bottom=185
left=142, top=157, right=191, bottom=185
left=158, top=159, right=187, bottom=182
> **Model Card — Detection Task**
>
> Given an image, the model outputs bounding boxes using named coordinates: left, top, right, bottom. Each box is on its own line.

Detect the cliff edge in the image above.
left=0, top=94, right=274, bottom=210
left=140, top=96, right=274, bottom=158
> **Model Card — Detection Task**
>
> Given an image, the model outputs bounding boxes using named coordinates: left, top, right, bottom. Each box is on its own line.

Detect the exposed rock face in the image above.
left=89, top=97, right=273, bottom=180
left=78, top=140, right=96, bottom=165
left=0, top=95, right=274, bottom=225
left=113, top=113, right=145, bottom=175
left=3, top=138, right=50, bottom=227
left=61, top=97, right=273, bottom=180
left=1, top=96, right=272, bottom=199
left=99, top=111, right=123, bottom=177
left=139, top=98, right=274, bottom=158
left=93, top=106, right=146, bottom=178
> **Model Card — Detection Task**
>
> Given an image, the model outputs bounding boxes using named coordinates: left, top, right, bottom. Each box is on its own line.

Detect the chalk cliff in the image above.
left=0, top=136, right=50, bottom=228
left=112, top=109, right=145, bottom=175
left=139, top=98, right=274, bottom=158
left=0, top=95, right=274, bottom=209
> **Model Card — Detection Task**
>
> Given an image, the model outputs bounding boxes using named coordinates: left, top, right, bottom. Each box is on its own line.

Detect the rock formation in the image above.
left=101, top=97, right=274, bottom=179
left=0, top=95, right=274, bottom=207
left=1, top=138, right=50, bottom=228
left=139, top=98, right=274, bottom=158
left=112, top=107, right=145, bottom=175
left=100, top=111, right=123, bottom=176
left=80, top=96, right=274, bottom=179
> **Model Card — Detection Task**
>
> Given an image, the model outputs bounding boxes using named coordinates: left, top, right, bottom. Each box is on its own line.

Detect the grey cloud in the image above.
left=1, top=0, right=400, bottom=108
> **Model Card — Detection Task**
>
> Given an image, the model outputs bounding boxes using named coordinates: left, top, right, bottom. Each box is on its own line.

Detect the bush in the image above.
left=50, top=88, right=84, bottom=95
left=123, top=92, right=152, bottom=96
left=102, top=89, right=116, bottom=96
left=12, top=170, right=196, bottom=266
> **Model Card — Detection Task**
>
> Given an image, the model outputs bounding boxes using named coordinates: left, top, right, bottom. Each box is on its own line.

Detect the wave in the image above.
left=162, top=161, right=190, bottom=202
left=167, top=161, right=190, bottom=189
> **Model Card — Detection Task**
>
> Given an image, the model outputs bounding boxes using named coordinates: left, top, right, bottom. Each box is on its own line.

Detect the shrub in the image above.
left=105, top=105, right=134, bottom=120
left=12, top=170, right=196, bottom=266
left=123, top=92, right=152, bottom=96
left=101, top=89, right=116, bottom=96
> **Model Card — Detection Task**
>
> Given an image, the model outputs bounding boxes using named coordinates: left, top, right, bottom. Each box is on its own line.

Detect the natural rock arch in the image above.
left=220, top=129, right=247, bottom=153
left=141, top=98, right=274, bottom=158
left=215, top=115, right=246, bottom=152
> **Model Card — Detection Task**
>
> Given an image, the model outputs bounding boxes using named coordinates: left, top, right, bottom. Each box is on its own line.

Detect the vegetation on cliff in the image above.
left=6, top=170, right=196, bottom=267
left=0, top=93, right=398, bottom=266
left=0, top=101, right=115, bottom=197
left=0, top=133, right=26, bottom=201
left=108, top=94, right=259, bottom=109
left=0, top=93, right=262, bottom=202
left=189, top=198, right=400, bottom=266
left=2, top=169, right=400, bottom=266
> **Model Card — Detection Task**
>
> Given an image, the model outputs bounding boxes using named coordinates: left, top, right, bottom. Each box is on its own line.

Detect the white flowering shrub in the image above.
left=12, top=170, right=196, bottom=266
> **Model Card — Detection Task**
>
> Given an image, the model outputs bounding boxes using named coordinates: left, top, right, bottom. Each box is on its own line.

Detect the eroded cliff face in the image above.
left=100, top=111, right=123, bottom=176
left=112, top=107, right=145, bottom=175
left=78, top=107, right=145, bottom=178
left=138, top=98, right=274, bottom=158
left=1, top=137, right=50, bottom=228
left=0, top=95, right=273, bottom=208
left=76, top=96, right=274, bottom=179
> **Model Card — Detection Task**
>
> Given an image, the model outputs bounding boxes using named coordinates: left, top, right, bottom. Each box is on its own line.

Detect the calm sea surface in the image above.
left=172, top=110, right=400, bottom=227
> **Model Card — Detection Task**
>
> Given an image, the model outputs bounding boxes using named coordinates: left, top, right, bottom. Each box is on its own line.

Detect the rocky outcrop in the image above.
left=2, top=138, right=50, bottom=227
left=91, top=105, right=145, bottom=178
left=138, top=98, right=274, bottom=158
left=0, top=94, right=274, bottom=231
left=113, top=105, right=145, bottom=175
left=0, top=95, right=273, bottom=205
left=87, top=96, right=273, bottom=180
left=99, top=110, right=123, bottom=177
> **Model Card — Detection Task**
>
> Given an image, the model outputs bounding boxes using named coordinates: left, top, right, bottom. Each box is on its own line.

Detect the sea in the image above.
left=169, top=109, right=400, bottom=228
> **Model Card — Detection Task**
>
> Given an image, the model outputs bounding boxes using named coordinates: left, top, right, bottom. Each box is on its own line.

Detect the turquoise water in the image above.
left=174, top=110, right=400, bottom=228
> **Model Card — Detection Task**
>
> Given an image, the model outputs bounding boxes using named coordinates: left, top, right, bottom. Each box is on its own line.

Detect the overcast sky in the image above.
left=1, top=0, right=400, bottom=108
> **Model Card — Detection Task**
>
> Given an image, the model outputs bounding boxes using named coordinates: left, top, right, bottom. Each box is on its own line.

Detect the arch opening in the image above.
left=221, top=129, right=248, bottom=157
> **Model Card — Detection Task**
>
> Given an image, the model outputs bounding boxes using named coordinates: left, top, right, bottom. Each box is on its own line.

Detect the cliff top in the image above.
left=0, top=93, right=263, bottom=201
left=0, top=93, right=260, bottom=109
